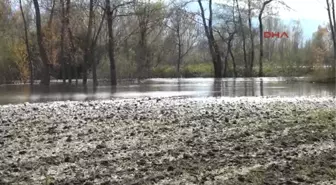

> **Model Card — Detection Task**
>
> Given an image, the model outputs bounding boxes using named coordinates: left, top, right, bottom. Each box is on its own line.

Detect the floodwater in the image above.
left=0, top=78, right=334, bottom=105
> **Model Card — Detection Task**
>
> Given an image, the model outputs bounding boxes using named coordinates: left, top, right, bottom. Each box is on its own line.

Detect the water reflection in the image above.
left=244, top=81, right=248, bottom=96
left=260, top=79, right=263, bottom=96
left=210, top=78, right=269, bottom=97
left=233, top=79, right=236, bottom=96
left=252, top=79, right=255, bottom=96
left=212, top=79, right=222, bottom=97
left=0, top=77, right=334, bottom=105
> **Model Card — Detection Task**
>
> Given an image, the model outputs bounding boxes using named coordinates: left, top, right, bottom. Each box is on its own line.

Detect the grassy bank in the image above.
left=1, top=62, right=332, bottom=85
left=149, top=63, right=319, bottom=78
left=306, top=68, right=336, bottom=83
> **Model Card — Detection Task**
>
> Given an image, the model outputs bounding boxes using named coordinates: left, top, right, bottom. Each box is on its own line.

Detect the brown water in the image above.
left=0, top=78, right=334, bottom=105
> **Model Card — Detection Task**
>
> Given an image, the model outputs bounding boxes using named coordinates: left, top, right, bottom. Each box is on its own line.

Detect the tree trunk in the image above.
left=47, top=0, right=56, bottom=28
left=259, top=0, right=273, bottom=77
left=91, top=48, right=97, bottom=86
left=83, top=0, right=94, bottom=86
left=177, top=43, right=182, bottom=75
left=145, top=47, right=151, bottom=77
left=248, top=0, right=255, bottom=76
left=231, top=0, right=237, bottom=78
left=223, top=33, right=237, bottom=77
left=90, top=11, right=106, bottom=87
left=213, top=57, right=222, bottom=78
left=32, top=0, right=50, bottom=86
left=60, top=0, right=66, bottom=84
left=223, top=34, right=234, bottom=77
left=19, top=0, right=34, bottom=86
left=208, top=0, right=222, bottom=78
left=106, top=0, right=117, bottom=86
left=67, top=63, right=72, bottom=84
left=65, top=0, right=72, bottom=84
left=229, top=44, right=237, bottom=77
left=198, top=0, right=222, bottom=78
left=236, top=0, right=248, bottom=77
left=223, top=52, right=229, bottom=77
left=332, top=0, right=336, bottom=42
left=136, top=15, right=148, bottom=79
left=177, top=23, right=182, bottom=75
left=91, top=51, right=98, bottom=86
left=75, top=66, right=78, bottom=85
left=260, top=79, right=264, bottom=96
left=327, top=0, right=336, bottom=65
left=258, top=13, right=264, bottom=77
left=47, top=0, right=55, bottom=67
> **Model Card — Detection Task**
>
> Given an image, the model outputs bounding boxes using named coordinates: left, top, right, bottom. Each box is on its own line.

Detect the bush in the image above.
left=181, top=63, right=213, bottom=77
left=151, top=65, right=178, bottom=78
left=151, top=63, right=214, bottom=78
left=308, top=67, right=335, bottom=83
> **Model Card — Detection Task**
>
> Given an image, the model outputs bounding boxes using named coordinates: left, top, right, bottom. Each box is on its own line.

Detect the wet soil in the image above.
left=0, top=97, right=335, bottom=185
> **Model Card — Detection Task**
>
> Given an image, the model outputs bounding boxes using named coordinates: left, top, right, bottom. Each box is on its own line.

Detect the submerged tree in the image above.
left=258, top=0, right=273, bottom=77
left=83, top=0, right=94, bottom=86
left=33, top=0, right=50, bottom=86
left=19, top=0, right=33, bottom=85
left=106, top=0, right=117, bottom=85
left=198, top=0, right=223, bottom=78
left=326, top=0, right=336, bottom=65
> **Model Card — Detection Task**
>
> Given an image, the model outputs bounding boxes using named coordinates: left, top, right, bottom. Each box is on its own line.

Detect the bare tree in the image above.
left=66, top=0, right=75, bottom=84
left=326, top=0, right=336, bottom=64
left=60, top=0, right=66, bottom=84
left=229, top=38, right=237, bottom=77
left=167, top=6, right=198, bottom=75
left=227, top=33, right=236, bottom=77
left=258, top=0, right=273, bottom=77
left=91, top=9, right=106, bottom=87
left=235, top=0, right=248, bottom=76
left=83, top=0, right=94, bottom=86
left=47, top=0, right=56, bottom=68
left=173, top=8, right=184, bottom=75
left=106, top=0, right=117, bottom=85
left=19, top=0, right=34, bottom=85
left=198, top=0, right=222, bottom=78
left=135, top=3, right=149, bottom=79
left=33, top=0, right=50, bottom=86
left=247, top=0, right=255, bottom=76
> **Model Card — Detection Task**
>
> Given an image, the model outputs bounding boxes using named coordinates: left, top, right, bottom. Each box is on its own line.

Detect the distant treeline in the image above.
left=0, top=0, right=335, bottom=85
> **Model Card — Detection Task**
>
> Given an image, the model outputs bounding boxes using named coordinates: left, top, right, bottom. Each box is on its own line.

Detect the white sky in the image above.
left=277, top=0, right=328, bottom=21
left=209, top=0, right=330, bottom=39
left=210, top=0, right=329, bottom=21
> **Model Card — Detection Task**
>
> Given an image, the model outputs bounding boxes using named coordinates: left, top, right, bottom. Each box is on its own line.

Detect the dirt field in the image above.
left=0, top=97, right=335, bottom=185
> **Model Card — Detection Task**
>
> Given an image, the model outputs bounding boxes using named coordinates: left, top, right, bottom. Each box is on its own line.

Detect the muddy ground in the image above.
left=0, top=97, right=335, bottom=185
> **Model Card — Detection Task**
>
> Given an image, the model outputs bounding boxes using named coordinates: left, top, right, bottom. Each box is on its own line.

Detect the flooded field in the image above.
left=0, top=78, right=334, bottom=105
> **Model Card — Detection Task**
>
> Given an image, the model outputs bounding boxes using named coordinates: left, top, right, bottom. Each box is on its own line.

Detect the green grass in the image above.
left=98, top=58, right=334, bottom=80
left=306, top=67, right=336, bottom=83
left=151, top=63, right=215, bottom=78
left=151, top=65, right=179, bottom=78
left=181, top=63, right=214, bottom=77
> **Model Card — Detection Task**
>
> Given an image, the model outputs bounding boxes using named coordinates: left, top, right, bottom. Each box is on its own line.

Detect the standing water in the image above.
left=0, top=77, right=334, bottom=105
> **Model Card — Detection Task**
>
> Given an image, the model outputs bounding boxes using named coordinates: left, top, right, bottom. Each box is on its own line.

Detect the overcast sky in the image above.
left=196, top=0, right=330, bottom=40
left=277, top=0, right=328, bottom=21
left=276, top=0, right=329, bottom=39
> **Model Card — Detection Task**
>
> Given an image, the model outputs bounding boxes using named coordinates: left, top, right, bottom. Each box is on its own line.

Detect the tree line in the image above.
left=0, top=0, right=335, bottom=86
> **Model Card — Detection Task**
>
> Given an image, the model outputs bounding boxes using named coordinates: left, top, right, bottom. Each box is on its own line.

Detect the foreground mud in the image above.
left=0, top=97, right=335, bottom=185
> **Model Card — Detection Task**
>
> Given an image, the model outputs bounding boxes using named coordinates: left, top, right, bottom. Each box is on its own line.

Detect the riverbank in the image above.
left=0, top=97, right=335, bottom=185
left=306, top=68, right=335, bottom=84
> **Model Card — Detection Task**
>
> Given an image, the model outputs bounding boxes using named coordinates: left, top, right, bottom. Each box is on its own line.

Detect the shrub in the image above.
left=151, top=65, right=178, bottom=78
left=182, top=63, right=213, bottom=77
